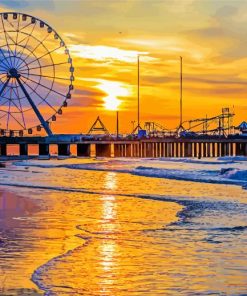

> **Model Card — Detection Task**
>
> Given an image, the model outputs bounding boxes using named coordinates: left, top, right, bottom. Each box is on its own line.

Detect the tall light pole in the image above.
left=179, top=56, right=183, bottom=128
left=177, top=56, right=184, bottom=134
left=132, top=54, right=142, bottom=134
left=116, top=110, right=119, bottom=139
left=137, top=54, right=140, bottom=131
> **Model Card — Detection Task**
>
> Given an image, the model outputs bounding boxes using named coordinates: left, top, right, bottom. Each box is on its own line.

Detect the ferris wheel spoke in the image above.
left=11, top=82, right=19, bottom=99
left=0, top=63, right=9, bottom=72
left=18, top=45, right=62, bottom=70
left=0, top=56, right=11, bottom=70
left=5, top=32, right=17, bottom=47
left=20, top=74, right=67, bottom=98
left=0, top=41, right=43, bottom=75
left=0, top=15, right=13, bottom=67
left=14, top=14, right=21, bottom=68
left=0, top=77, right=10, bottom=97
left=20, top=72, right=70, bottom=81
left=15, top=35, right=30, bottom=52
left=1, top=26, right=16, bottom=60
left=6, top=18, right=16, bottom=30
left=0, top=73, right=8, bottom=80
left=16, top=32, right=50, bottom=69
left=8, top=110, right=25, bottom=129
left=6, top=86, right=13, bottom=130
left=0, top=79, right=14, bottom=102
left=0, top=63, right=9, bottom=71
left=0, top=75, right=9, bottom=86
left=8, top=95, right=23, bottom=114
left=15, top=32, right=37, bottom=60
left=1, top=45, right=13, bottom=69
left=18, top=21, right=34, bottom=34
left=5, top=31, right=17, bottom=56
left=20, top=76, right=57, bottom=113
left=0, top=86, right=11, bottom=102
left=0, top=49, right=12, bottom=68
left=0, top=112, right=7, bottom=120
left=0, top=95, right=10, bottom=105
left=15, top=21, right=37, bottom=67
left=0, top=108, right=25, bottom=129
left=21, top=61, right=68, bottom=71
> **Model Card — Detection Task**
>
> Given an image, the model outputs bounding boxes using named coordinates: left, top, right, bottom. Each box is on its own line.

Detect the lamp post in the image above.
left=132, top=55, right=142, bottom=133
left=137, top=54, right=140, bottom=131
left=116, top=110, right=119, bottom=139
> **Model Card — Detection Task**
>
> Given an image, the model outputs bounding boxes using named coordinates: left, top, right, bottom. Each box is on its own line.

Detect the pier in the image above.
left=1, top=135, right=247, bottom=158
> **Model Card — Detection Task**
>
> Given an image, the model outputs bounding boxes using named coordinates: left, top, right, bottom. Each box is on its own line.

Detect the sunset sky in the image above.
left=1, top=0, right=247, bottom=134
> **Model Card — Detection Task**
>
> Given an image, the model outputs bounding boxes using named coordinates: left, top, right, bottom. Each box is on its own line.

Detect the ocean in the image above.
left=0, top=157, right=247, bottom=295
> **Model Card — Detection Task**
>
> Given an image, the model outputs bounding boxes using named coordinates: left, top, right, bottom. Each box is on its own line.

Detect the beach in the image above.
left=0, top=157, right=247, bottom=295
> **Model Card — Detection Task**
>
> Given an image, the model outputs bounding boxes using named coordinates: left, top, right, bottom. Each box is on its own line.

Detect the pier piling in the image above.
left=77, top=144, right=90, bottom=157
left=20, top=143, right=28, bottom=156
left=0, top=144, right=7, bottom=156
left=58, top=144, right=70, bottom=156
left=95, top=144, right=111, bottom=157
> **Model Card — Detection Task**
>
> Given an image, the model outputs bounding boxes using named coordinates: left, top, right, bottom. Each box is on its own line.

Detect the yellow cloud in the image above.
left=68, top=44, right=152, bottom=63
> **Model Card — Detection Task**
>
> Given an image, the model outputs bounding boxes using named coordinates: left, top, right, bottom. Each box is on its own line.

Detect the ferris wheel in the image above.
left=0, top=12, right=74, bottom=136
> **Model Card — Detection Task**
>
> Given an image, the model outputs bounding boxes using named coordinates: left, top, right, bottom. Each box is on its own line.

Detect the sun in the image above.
left=96, top=79, right=130, bottom=111
left=104, top=96, right=121, bottom=111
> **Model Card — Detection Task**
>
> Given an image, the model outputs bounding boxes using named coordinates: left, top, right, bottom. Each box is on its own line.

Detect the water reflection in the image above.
left=104, top=172, right=117, bottom=190
left=100, top=173, right=118, bottom=288
left=0, top=164, right=247, bottom=295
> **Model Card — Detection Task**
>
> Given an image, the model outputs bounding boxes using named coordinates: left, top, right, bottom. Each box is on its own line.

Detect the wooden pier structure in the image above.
left=1, top=135, right=247, bottom=158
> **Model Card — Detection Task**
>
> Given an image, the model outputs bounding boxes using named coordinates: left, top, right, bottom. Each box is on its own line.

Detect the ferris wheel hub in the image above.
left=8, top=68, right=20, bottom=79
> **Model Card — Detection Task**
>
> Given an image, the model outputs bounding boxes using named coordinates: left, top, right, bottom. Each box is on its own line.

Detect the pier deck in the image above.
left=0, top=135, right=247, bottom=158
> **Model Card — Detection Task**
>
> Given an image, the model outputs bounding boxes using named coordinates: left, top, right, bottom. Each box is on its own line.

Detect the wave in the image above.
left=218, top=156, right=247, bottom=162
left=219, top=167, right=247, bottom=180
left=13, top=160, right=130, bottom=173
left=212, top=225, right=247, bottom=232
left=157, top=157, right=236, bottom=165
left=12, top=158, right=247, bottom=187
left=133, top=166, right=247, bottom=186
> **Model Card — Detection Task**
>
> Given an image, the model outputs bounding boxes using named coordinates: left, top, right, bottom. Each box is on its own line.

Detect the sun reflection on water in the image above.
left=97, top=172, right=119, bottom=292
left=104, top=172, right=117, bottom=190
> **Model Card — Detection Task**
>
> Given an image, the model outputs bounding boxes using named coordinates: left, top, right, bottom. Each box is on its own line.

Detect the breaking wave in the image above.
left=8, top=156, right=247, bottom=188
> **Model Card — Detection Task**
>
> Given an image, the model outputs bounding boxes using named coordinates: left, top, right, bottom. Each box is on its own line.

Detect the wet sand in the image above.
left=0, top=187, right=182, bottom=295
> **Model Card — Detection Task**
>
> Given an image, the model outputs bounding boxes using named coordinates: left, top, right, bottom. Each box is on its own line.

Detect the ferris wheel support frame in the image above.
left=16, top=77, right=53, bottom=136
